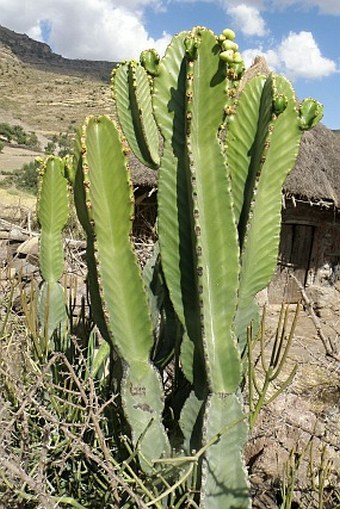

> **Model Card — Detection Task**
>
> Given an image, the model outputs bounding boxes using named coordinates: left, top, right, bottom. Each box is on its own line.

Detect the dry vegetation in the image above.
left=0, top=44, right=113, bottom=142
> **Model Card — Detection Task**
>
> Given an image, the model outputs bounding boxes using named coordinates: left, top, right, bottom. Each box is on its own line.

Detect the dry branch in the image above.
left=290, top=274, right=339, bottom=360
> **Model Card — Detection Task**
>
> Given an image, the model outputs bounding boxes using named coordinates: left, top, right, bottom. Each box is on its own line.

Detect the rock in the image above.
left=256, top=288, right=268, bottom=307
left=7, top=258, right=39, bottom=277
left=16, top=236, right=39, bottom=265
left=0, top=240, right=8, bottom=263
left=16, top=236, right=39, bottom=256
left=306, top=284, right=340, bottom=318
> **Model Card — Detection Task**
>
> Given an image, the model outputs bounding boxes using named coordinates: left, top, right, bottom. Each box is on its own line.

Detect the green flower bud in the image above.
left=222, top=28, right=236, bottom=40
left=222, top=40, right=238, bottom=51
left=220, top=49, right=235, bottom=63
left=273, top=94, right=288, bottom=115
left=233, top=51, right=243, bottom=63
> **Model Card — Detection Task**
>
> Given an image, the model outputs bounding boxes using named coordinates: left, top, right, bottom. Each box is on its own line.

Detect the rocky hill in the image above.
left=0, top=25, right=117, bottom=139
left=0, top=24, right=116, bottom=82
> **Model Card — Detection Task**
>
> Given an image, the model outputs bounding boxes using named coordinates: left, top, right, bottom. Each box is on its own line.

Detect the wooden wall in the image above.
left=268, top=200, right=340, bottom=303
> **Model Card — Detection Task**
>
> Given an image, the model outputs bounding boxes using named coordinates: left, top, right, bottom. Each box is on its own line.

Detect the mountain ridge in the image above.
left=0, top=24, right=116, bottom=82
left=0, top=24, right=115, bottom=137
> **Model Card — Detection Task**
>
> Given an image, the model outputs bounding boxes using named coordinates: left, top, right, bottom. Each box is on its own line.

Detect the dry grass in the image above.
left=0, top=187, right=36, bottom=209
left=1, top=238, right=340, bottom=508
left=0, top=145, right=43, bottom=172
left=0, top=46, right=114, bottom=144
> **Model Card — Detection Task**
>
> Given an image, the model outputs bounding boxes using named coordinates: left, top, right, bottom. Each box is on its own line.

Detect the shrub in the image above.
left=17, top=160, right=39, bottom=194
left=26, top=131, right=39, bottom=149
left=0, top=122, right=14, bottom=141
left=44, top=129, right=75, bottom=157
left=12, top=124, right=27, bottom=144
left=0, top=123, right=39, bottom=149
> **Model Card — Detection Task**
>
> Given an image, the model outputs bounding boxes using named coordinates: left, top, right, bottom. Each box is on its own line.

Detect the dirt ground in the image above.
left=0, top=143, right=39, bottom=216
left=0, top=187, right=36, bottom=225
left=245, top=305, right=339, bottom=507
left=0, top=144, right=43, bottom=172
left=0, top=109, right=50, bottom=150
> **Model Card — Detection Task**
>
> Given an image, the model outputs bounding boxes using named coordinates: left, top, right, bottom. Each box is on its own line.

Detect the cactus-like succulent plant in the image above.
left=39, top=25, right=323, bottom=508
left=73, top=116, right=170, bottom=471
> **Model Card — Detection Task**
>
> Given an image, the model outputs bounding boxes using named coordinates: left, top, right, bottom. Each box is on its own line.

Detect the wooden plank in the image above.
left=269, top=224, right=314, bottom=303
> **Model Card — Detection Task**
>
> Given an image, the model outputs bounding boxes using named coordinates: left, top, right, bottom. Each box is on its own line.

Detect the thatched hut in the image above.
left=269, top=123, right=340, bottom=303
left=130, top=122, right=340, bottom=304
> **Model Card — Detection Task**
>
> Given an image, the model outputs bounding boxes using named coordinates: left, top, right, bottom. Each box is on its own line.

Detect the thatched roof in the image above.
left=128, top=153, right=157, bottom=188
left=284, top=123, right=340, bottom=208
left=129, top=123, right=340, bottom=208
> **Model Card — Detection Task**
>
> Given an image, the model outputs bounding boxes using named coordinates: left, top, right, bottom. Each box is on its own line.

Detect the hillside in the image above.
left=0, top=25, right=116, bottom=141
left=0, top=25, right=115, bottom=81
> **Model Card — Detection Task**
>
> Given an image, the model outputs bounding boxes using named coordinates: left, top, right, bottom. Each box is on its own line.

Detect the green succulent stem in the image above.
left=74, top=115, right=170, bottom=470
left=110, top=26, right=321, bottom=505
left=37, top=156, right=69, bottom=346
left=248, top=305, right=299, bottom=430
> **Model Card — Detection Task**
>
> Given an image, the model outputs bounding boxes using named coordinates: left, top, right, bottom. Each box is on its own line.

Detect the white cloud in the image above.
left=242, top=30, right=337, bottom=79
left=26, top=24, right=44, bottom=43
left=227, top=4, right=268, bottom=36
left=0, top=0, right=171, bottom=61
left=311, top=0, right=340, bottom=15
left=49, top=2, right=171, bottom=61
left=174, top=0, right=340, bottom=15
left=221, top=0, right=264, bottom=7
left=0, top=0, right=339, bottom=65
left=278, top=31, right=337, bottom=78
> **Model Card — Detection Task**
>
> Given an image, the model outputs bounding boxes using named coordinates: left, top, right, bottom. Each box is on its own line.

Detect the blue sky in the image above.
left=0, top=0, right=339, bottom=128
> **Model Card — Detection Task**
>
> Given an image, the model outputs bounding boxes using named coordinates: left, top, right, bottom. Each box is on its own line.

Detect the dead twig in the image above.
left=290, top=274, right=339, bottom=361
left=0, top=456, right=56, bottom=509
